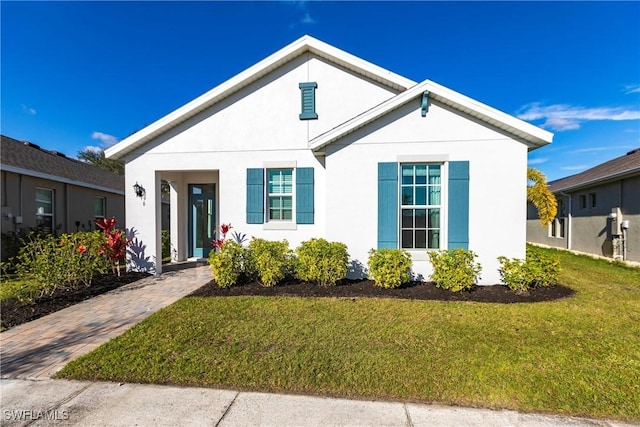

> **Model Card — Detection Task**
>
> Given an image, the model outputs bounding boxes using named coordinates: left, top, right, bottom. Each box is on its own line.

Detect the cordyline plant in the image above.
left=212, top=223, right=233, bottom=250
left=95, top=218, right=130, bottom=276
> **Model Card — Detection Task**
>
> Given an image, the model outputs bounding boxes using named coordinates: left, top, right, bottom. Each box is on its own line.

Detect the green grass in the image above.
left=56, top=247, right=640, bottom=421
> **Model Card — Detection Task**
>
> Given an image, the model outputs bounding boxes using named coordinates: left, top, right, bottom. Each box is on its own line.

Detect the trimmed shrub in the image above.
left=428, top=249, right=481, bottom=292
left=295, top=238, right=349, bottom=286
left=498, top=248, right=560, bottom=291
left=161, top=230, right=171, bottom=260
left=247, top=238, right=291, bottom=287
left=367, top=248, right=412, bottom=289
left=208, top=240, right=244, bottom=288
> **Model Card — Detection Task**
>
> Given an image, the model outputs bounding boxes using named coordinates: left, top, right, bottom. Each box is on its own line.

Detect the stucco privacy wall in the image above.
left=324, top=100, right=529, bottom=284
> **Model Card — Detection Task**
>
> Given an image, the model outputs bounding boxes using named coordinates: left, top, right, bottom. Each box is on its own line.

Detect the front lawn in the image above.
left=56, top=247, right=640, bottom=421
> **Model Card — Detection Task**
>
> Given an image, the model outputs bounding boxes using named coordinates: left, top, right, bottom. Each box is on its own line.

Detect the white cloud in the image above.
left=624, top=84, right=640, bottom=94
left=527, top=157, right=548, bottom=165
left=301, top=12, right=317, bottom=24
left=573, top=145, right=634, bottom=154
left=82, top=145, right=104, bottom=154
left=561, top=164, right=590, bottom=171
left=21, top=104, right=36, bottom=115
left=91, top=131, right=119, bottom=148
left=517, top=103, right=640, bottom=131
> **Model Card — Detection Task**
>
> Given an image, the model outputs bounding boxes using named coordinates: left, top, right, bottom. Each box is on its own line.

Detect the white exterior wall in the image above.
left=123, top=53, right=529, bottom=284
left=325, top=101, right=528, bottom=285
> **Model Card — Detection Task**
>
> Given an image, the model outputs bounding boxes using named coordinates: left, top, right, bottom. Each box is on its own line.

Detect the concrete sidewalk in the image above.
left=1, top=379, right=635, bottom=427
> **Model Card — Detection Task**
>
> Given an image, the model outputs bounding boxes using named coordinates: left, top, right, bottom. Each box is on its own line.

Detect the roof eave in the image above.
left=551, top=166, right=640, bottom=193
left=309, top=79, right=553, bottom=152
left=106, top=35, right=416, bottom=160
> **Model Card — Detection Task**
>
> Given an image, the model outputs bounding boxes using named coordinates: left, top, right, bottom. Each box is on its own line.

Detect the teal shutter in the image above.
left=246, top=168, right=264, bottom=224
left=296, top=167, right=314, bottom=224
left=378, top=162, right=398, bottom=248
left=299, top=82, right=318, bottom=120
left=447, top=161, right=469, bottom=249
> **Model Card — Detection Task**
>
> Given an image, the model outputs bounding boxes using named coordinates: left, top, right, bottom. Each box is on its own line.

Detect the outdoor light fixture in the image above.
left=133, top=182, right=146, bottom=199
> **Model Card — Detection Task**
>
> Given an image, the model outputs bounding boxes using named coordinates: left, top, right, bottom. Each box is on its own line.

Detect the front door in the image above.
left=188, top=184, right=215, bottom=258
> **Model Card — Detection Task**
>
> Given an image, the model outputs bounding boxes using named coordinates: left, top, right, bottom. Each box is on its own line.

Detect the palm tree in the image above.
left=527, top=167, right=557, bottom=227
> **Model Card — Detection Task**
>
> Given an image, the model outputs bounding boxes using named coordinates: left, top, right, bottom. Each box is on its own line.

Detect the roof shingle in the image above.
left=1, top=135, right=124, bottom=193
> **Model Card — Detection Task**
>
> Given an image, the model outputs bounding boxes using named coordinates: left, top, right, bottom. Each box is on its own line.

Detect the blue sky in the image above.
left=2, top=1, right=639, bottom=182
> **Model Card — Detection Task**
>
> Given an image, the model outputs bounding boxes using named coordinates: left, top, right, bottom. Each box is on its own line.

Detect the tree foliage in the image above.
left=527, top=167, right=557, bottom=227
left=77, top=148, right=124, bottom=175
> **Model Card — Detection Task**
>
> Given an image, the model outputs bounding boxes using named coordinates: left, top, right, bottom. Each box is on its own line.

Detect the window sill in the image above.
left=263, top=222, right=297, bottom=231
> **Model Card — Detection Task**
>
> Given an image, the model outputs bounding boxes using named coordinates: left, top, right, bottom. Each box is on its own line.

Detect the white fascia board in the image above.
left=425, top=80, right=554, bottom=147
left=1, top=164, right=125, bottom=195
left=309, top=79, right=554, bottom=152
left=106, top=35, right=416, bottom=160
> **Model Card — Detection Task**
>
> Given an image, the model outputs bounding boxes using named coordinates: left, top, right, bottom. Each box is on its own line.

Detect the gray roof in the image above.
left=1, top=135, right=124, bottom=194
left=548, top=148, right=640, bottom=193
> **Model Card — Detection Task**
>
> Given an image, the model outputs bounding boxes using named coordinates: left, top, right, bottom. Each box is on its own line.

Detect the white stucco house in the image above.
left=105, top=35, right=553, bottom=284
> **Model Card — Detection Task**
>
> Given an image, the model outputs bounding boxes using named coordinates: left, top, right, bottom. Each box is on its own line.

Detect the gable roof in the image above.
left=105, top=35, right=552, bottom=160
left=1, top=135, right=125, bottom=194
left=106, top=35, right=416, bottom=160
left=309, top=79, right=553, bottom=152
left=549, top=148, right=640, bottom=193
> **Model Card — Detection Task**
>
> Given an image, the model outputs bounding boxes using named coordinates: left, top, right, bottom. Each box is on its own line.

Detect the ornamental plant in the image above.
left=498, top=247, right=560, bottom=291
left=367, top=248, right=412, bottom=288
left=15, top=231, right=109, bottom=298
left=96, top=218, right=130, bottom=276
left=428, top=248, right=482, bottom=292
left=295, top=238, right=349, bottom=286
left=247, top=238, right=291, bottom=287
left=208, top=240, right=244, bottom=288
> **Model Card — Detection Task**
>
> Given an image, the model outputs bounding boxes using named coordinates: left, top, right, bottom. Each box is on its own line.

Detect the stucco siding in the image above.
left=324, top=99, right=529, bottom=284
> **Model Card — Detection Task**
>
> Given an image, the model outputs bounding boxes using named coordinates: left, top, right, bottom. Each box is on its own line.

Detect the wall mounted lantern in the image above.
left=133, top=182, right=146, bottom=199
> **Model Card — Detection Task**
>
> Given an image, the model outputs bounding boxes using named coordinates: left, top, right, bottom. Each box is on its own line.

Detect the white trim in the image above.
left=105, top=35, right=416, bottom=160
left=397, top=154, right=449, bottom=163
left=309, top=80, right=553, bottom=152
left=263, top=222, right=297, bottom=231
left=0, top=164, right=125, bottom=195
left=263, top=161, right=297, bottom=168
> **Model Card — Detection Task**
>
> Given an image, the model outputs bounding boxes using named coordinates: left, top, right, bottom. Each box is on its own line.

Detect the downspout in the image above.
left=560, top=191, right=571, bottom=250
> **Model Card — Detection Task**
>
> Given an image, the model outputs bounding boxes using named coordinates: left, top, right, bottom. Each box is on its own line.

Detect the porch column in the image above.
left=169, top=179, right=187, bottom=262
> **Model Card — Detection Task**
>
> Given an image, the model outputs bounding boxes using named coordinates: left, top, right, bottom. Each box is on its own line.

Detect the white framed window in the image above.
left=267, top=169, right=293, bottom=221
left=94, top=196, right=106, bottom=218
left=400, top=164, right=441, bottom=249
left=35, top=187, right=54, bottom=233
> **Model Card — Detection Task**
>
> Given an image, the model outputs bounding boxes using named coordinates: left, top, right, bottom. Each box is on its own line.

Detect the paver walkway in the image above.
left=1, top=262, right=211, bottom=380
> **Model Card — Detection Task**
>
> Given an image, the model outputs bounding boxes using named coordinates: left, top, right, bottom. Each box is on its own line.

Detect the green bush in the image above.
left=367, top=248, right=412, bottom=289
left=14, top=231, right=110, bottom=298
left=499, top=248, right=560, bottom=291
left=208, top=240, right=244, bottom=288
left=428, top=249, right=481, bottom=292
left=295, top=238, right=349, bottom=286
left=247, top=238, right=291, bottom=287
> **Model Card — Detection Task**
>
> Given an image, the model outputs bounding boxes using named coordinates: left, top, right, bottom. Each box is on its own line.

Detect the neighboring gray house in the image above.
left=527, top=148, right=640, bottom=262
left=1, top=135, right=126, bottom=259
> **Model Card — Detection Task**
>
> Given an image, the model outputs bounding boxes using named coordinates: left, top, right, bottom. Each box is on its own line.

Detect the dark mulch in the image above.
left=1, top=272, right=150, bottom=331
left=188, top=276, right=575, bottom=304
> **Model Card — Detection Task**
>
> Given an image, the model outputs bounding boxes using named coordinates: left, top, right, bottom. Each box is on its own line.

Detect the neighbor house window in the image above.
left=94, top=197, right=106, bottom=218
left=35, top=188, right=54, bottom=233
left=400, top=164, right=441, bottom=249
left=589, top=192, right=597, bottom=208
left=579, top=195, right=586, bottom=209
left=267, top=169, right=293, bottom=221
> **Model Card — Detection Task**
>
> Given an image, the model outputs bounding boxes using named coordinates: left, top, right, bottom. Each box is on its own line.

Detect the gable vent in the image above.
left=299, top=82, right=318, bottom=120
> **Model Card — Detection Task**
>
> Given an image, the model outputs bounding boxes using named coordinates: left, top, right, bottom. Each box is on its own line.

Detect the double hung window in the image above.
left=268, top=169, right=293, bottom=221
left=36, top=188, right=54, bottom=233
left=400, top=164, right=441, bottom=249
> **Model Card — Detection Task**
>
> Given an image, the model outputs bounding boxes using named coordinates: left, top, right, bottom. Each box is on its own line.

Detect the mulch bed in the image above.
left=1, top=272, right=150, bottom=331
left=188, top=277, right=575, bottom=303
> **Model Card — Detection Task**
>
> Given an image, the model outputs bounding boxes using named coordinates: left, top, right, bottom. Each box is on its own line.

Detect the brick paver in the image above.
left=1, top=263, right=212, bottom=380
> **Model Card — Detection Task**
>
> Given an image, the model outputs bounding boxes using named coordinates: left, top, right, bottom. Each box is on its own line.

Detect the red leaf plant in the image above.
left=211, top=223, right=232, bottom=250
left=96, top=217, right=131, bottom=276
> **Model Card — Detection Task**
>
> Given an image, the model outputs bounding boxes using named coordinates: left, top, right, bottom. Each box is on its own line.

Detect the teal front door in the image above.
left=189, top=184, right=215, bottom=258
